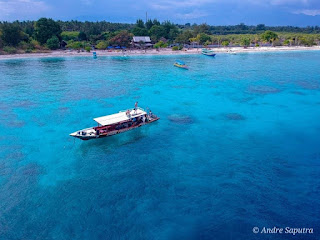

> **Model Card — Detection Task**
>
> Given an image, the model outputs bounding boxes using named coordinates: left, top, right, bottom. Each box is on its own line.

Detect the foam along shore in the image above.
left=0, top=46, right=320, bottom=60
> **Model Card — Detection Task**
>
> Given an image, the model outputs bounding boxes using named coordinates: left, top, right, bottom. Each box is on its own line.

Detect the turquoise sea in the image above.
left=0, top=52, right=319, bottom=240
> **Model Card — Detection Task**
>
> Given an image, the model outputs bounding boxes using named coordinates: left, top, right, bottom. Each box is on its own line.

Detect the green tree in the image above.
left=101, top=31, right=117, bottom=41
left=78, top=31, right=87, bottom=41
left=149, top=25, right=166, bottom=41
left=194, top=23, right=210, bottom=35
left=256, top=24, right=266, bottom=31
left=30, top=39, right=41, bottom=50
left=136, top=19, right=145, bottom=28
left=261, top=30, right=278, bottom=43
left=204, top=40, right=211, bottom=46
left=222, top=40, right=229, bottom=47
left=67, top=41, right=83, bottom=49
left=198, top=33, right=211, bottom=44
left=241, top=38, right=250, bottom=47
left=109, top=30, right=132, bottom=47
left=168, top=28, right=179, bottom=40
left=34, top=18, right=61, bottom=44
left=153, top=19, right=160, bottom=26
left=0, top=34, right=3, bottom=48
left=61, top=31, right=79, bottom=41
left=1, top=24, right=22, bottom=46
left=3, top=46, right=17, bottom=54
left=300, top=36, right=316, bottom=46
left=132, top=27, right=149, bottom=36
left=96, top=41, right=108, bottom=49
left=146, top=19, right=154, bottom=30
left=46, top=36, right=60, bottom=50
left=24, top=25, right=34, bottom=37
left=154, top=40, right=168, bottom=48
left=162, top=21, right=177, bottom=40
left=175, top=30, right=194, bottom=44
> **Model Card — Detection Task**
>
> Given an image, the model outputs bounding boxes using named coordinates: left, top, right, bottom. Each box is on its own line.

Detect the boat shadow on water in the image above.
left=78, top=126, right=152, bottom=155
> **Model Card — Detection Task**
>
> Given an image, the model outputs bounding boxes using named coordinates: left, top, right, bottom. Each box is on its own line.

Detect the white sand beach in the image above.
left=0, top=46, right=319, bottom=60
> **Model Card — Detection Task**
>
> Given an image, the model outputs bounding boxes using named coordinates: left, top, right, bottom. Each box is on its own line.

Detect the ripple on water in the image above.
left=0, top=163, right=41, bottom=215
left=247, top=85, right=280, bottom=94
left=12, top=100, right=38, bottom=109
left=231, top=96, right=254, bottom=103
left=64, top=85, right=127, bottom=102
left=182, top=101, right=197, bottom=106
left=172, top=85, right=185, bottom=89
left=290, top=91, right=306, bottom=96
left=224, top=113, right=246, bottom=121
left=0, top=111, right=25, bottom=128
left=7, top=120, right=26, bottom=128
left=167, top=114, right=194, bottom=124
left=0, top=102, right=11, bottom=111
left=295, top=80, right=320, bottom=90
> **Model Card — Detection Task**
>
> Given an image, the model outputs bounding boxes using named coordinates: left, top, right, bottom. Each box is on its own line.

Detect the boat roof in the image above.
left=202, top=48, right=214, bottom=52
left=93, top=108, right=146, bottom=126
left=175, top=60, right=185, bottom=65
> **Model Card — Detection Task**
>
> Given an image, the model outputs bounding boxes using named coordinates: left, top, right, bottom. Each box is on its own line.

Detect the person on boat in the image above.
left=134, top=102, right=138, bottom=112
left=126, top=109, right=131, bottom=117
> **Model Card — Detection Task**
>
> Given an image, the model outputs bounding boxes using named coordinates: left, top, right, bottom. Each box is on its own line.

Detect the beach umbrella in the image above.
left=107, top=46, right=113, bottom=49
left=115, top=46, right=121, bottom=49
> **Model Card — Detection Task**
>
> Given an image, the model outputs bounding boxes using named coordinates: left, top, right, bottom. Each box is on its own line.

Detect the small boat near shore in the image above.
left=70, top=107, right=159, bottom=140
left=201, top=48, right=216, bottom=57
left=228, top=50, right=237, bottom=55
left=174, top=60, right=188, bottom=69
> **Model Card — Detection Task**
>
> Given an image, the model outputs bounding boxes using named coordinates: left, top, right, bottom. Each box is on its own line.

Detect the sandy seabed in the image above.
left=0, top=46, right=319, bottom=60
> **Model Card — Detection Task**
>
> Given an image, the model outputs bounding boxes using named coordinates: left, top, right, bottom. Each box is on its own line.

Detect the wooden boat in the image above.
left=70, top=107, right=159, bottom=140
left=174, top=60, right=188, bottom=69
left=201, top=48, right=216, bottom=57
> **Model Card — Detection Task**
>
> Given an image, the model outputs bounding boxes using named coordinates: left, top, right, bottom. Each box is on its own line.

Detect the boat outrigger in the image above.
left=201, top=48, right=216, bottom=57
left=174, top=60, right=188, bottom=69
left=70, top=107, right=159, bottom=140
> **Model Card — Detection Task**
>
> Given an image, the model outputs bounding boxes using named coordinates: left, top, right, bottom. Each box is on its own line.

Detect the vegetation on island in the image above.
left=1, top=18, right=320, bottom=54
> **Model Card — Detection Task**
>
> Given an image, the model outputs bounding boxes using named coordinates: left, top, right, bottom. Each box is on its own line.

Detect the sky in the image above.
left=0, top=0, right=320, bottom=26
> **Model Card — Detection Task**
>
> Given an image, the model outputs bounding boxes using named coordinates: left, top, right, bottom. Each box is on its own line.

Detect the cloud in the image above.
left=150, top=0, right=311, bottom=8
left=149, top=0, right=213, bottom=22
left=150, top=0, right=214, bottom=9
left=1, top=0, right=320, bottom=24
left=176, top=10, right=209, bottom=20
left=293, top=9, right=320, bottom=16
left=81, top=0, right=94, bottom=6
left=0, top=0, right=49, bottom=19
left=270, top=0, right=309, bottom=5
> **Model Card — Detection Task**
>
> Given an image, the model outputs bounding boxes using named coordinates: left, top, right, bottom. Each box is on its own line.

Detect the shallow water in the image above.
left=0, top=52, right=319, bottom=240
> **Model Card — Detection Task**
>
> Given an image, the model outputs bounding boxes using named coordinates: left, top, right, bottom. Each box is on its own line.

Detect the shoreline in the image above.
left=0, top=46, right=319, bottom=60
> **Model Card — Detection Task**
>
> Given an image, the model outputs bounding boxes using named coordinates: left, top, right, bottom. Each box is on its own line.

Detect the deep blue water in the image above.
left=0, top=52, right=319, bottom=240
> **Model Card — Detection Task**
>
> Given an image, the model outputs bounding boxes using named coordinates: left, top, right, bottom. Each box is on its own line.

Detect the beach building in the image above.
left=132, top=36, right=153, bottom=48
